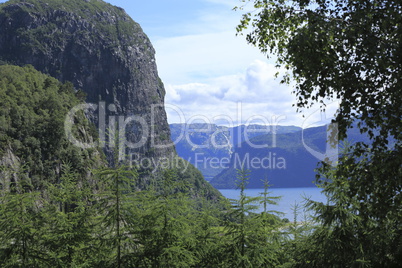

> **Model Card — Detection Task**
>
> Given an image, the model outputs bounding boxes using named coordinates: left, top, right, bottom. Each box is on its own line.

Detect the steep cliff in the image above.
left=0, top=0, right=173, bottom=160
left=0, top=0, right=222, bottom=200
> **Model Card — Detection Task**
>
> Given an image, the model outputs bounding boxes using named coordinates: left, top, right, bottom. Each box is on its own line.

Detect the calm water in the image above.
left=219, top=187, right=327, bottom=220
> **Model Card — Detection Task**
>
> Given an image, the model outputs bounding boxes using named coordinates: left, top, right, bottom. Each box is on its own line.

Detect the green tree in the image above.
left=292, top=145, right=401, bottom=267
left=132, top=169, right=197, bottom=268
left=0, top=178, right=46, bottom=267
left=191, top=197, right=226, bottom=267
left=257, top=178, right=290, bottom=266
left=237, top=0, right=402, bottom=266
left=223, top=169, right=284, bottom=267
left=0, top=64, right=103, bottom=189
left=40, top=164, right=98, bottom=267
left=95, top=165, right=138, bottom=268
left=280, top=202, right=315, bottom=268
left=259, top=178, right=282, bottom=215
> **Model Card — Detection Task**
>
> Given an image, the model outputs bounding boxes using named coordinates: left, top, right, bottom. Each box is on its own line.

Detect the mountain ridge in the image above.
left=170, top=123, right=372, bottom=189
left=170, top=123, right=303, bottom=180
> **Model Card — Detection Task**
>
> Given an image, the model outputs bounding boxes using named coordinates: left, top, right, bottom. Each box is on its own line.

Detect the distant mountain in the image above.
left=210, top=126, right=328, bottom=189
left=210, top=125, right=375, bottom=189
left=171, top=123, right=372, bottom=189
left=170, top=124, right=301, bottom=180
left=170, top=124, right=231, bottom=179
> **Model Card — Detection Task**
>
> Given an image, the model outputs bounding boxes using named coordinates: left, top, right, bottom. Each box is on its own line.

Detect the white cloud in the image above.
left=151, top=0, right=274, bottom=85
left=164, top=59, right=339, bottom=127
left=154, top=30, right=274, bottom=85
left=165, top=60, right=300, bottom=125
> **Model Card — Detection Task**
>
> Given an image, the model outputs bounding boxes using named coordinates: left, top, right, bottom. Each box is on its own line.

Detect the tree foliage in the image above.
left=0, top=64, right=103, bottom=188
left=94, top=165, right=139, bottom=268
left=0, top=163, right=298, bottom=267
left=237, top=0, right=402, bottom=266
left=237, top=0, right=401, bottom=141
left=222, top=169, right=285, bottom=267
left=0, top=183, right=45, bottom=267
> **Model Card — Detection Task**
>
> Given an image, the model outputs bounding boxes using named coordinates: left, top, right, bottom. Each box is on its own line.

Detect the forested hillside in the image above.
left=0, top=64, right=104, bottom=189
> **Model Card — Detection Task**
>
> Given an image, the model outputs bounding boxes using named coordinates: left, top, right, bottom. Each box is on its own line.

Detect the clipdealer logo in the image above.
left=64, top=101, right=339, bottom=171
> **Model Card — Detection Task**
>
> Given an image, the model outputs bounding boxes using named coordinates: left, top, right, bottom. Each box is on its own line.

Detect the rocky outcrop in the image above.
left=0, top=0, right=174, bottom=161
left=0, top=146, right=20, bottom=191
left=0, top=0, right=223, bottom=201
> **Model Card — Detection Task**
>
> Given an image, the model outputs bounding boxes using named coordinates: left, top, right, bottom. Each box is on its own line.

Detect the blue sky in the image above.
left=0, top=0, right=338, bottom=127
left=108, top=0, right=338, bottom=127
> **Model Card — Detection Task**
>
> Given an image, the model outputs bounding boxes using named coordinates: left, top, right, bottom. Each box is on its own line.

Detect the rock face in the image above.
left=0, top=0, right=174, bottom=161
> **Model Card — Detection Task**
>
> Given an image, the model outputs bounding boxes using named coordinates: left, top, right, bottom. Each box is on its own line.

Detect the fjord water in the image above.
left=219, top=187, right=327, bottom=220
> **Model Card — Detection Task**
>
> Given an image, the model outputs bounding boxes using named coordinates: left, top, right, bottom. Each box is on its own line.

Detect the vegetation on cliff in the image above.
left=0, top=0, right=173, bottom=160
left=0, top=64, right=103, bottom=189
left=0, top=0, right=144, bottom=54
left=0, top=0, right=222, bottom=200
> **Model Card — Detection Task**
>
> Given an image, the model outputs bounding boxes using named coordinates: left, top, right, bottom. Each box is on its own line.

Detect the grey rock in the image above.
left=0, top=0, right=174, bottom=163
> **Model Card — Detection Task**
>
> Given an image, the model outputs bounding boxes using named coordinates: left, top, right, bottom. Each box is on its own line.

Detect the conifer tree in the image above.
left=132, top=169, right=196, bottom=268
left=191, top=197, right=225, bottom=267
left=40, top=164, right=98, bottom=267
left=0, top=177, right=46, bottom=267
left=223, top=169, right=285, bottom=267
left=94, top=165, right=138, bottom=267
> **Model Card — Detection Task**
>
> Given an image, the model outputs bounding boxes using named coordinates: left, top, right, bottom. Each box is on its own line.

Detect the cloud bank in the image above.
left=164, top=60, right=319, bottom=126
